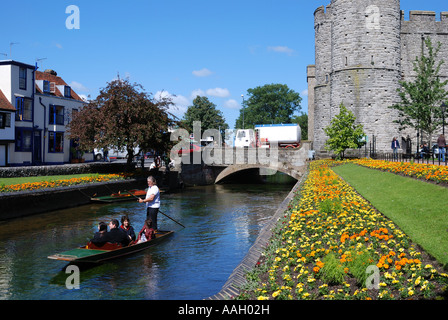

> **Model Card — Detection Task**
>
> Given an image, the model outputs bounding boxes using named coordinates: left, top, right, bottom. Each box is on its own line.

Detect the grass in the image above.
left=0, top=174, right=102, bottom=186
left=333, top=163, right=448, bottom=268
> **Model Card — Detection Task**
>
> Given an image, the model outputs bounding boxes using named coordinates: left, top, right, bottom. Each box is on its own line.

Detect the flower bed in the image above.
left=237, top=160, right=448, bottom=300
left=353, top=159, right=448, bottom=185
left=0, top=173, right=130, bottom=193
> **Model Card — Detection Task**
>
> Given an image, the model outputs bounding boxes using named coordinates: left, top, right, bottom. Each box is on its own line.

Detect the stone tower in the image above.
left=308, top=0, right=448, bottom=155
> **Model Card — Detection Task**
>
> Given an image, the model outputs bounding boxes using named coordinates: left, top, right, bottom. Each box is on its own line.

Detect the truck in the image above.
left=234, top=129, right=256, bottom=148
left=234, top=124, right=301, bottom=148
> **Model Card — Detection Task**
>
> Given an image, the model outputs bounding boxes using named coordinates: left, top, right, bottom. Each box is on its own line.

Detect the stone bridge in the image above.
left=178, top=142, right=312, bottom=186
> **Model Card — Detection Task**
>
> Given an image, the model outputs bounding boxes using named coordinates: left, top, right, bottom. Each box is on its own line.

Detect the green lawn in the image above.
left=332, top=163, right=448, bottom=268
left=0, top=174, right=101, bottom=186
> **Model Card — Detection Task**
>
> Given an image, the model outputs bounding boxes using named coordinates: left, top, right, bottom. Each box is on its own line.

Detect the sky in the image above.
left=1, top=0, right=446, bottom=130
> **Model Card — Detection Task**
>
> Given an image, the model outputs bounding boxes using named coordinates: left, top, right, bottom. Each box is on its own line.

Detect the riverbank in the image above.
left=0, top=178, right=147, bottom=220
left=235, top=160, right=448, bottom=300
left=0, top=163, right=182, bottom=220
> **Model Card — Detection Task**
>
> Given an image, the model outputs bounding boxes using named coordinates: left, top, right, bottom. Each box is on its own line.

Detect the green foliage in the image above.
left=347, top=250, right=375, bottom=287
left=389, top=37, right=448, bottom=143
left=323, top=103, right=366, bottom=159
left=292, top=112, right=308, bottom=140
left=181, top=96, right=229, bottom=137
left=68, top=77, right=176, bottom=166
left=319, top=198, right=342, bottom=214
left=235, top=83, right=302, bottom=129
left=320, top=253, right=346, bottom=285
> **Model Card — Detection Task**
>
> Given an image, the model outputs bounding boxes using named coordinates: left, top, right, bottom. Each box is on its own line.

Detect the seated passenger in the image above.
left=90, top=222, right=108, bottom=247
left=105, top=219, right=131, bottom=247
left=137, top=219, right=156, bottom=244
left=120, top=215, right=136, bottom=242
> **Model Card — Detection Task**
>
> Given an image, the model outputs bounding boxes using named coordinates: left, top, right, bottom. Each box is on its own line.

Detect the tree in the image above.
left=389, top=37, right=448, bottom=144
left=181, top=96, right=229, bottom=139
left=68, top=78, right=176, bottom=167
left=324, top=103, right=365, bottom=159
left=292, top=112, right=308, bottom=140
left=235, top=84, right=301, bottom=129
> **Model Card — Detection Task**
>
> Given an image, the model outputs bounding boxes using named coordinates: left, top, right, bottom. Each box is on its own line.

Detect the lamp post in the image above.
left=241, top=94, right=245, bottom=129
left=441, top=102, right=447, bottom=135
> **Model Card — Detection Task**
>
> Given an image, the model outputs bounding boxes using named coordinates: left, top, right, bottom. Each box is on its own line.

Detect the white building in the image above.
left=0, top=60, right=87, bottom=166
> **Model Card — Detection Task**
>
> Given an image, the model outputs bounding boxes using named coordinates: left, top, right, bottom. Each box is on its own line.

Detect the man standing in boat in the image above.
left=138, top=176, right=160, bottom=230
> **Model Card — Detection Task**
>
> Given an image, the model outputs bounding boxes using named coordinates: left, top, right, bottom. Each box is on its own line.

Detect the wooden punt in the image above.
left=48, top=230, right=174, bottom=264
left=90, top=189, right=147, bottom=203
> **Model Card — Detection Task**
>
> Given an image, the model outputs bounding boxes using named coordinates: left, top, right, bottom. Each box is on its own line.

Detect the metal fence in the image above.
left=377, top=151, right=447, bottom=166
left=365, top=135, right=447, bottom=166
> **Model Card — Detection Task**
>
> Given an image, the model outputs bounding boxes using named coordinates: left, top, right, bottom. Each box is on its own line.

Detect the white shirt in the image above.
left=145, top=185, right=160, bottom=208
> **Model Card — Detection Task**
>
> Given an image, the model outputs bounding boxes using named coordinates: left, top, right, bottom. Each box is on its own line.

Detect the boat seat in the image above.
left=86, top=241, right=122, bottom=250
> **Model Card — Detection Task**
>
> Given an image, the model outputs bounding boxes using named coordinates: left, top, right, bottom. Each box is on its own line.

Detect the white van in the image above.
left=234, top=129, right=256, bottom=147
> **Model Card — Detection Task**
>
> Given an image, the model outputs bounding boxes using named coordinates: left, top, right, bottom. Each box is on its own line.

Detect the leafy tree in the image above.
left=68, top=78, right=176, bottom=167
left=324, top=103, right=365, bottom=159
left=181, top=96, right=229, bottom=139
left=235, top=83, right=302, bottom=129
left=292, top=112, right=308, bottom=140
left=389, top=37, right=448, bottom=144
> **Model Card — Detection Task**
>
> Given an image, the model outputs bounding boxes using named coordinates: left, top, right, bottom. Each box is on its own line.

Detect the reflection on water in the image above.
left=0, top=182, right=294, bottom=300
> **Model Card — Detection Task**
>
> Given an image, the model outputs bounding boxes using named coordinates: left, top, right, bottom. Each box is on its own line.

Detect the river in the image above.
left=0, top=182, right=294, bottom=300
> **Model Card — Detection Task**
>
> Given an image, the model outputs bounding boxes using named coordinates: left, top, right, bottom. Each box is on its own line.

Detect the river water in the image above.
left=0, top=182, right=294, bottom=300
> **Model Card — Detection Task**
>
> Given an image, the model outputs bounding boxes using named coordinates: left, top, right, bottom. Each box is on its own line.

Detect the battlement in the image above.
left=314, top=4, right=332, bottom=22
left=401, top=10, right=448, bottom=22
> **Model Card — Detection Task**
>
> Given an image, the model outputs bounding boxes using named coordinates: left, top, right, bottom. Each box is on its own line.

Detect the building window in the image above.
left=0, top=112, right=11, bottom=128
left=19, top=67, right=27, bottom=90
left=49, top=105, right=65, bottom=125
left=49, top=131, right=64, bottom=153
left=15, top=127, right=33, bottom=152
left=64, top=86, right=71, bottom=98
left=67, top=108, right=78, bottom=123
left=15, top=97, right=33, bottom=121
left=0, top=112, right=5, bottom=129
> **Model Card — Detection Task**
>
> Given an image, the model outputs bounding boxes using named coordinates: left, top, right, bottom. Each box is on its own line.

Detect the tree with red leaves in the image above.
left=68, top=77, right=177, bottom=167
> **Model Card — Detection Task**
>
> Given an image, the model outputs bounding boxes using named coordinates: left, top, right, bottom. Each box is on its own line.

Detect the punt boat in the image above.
left=90, top=189, right=146, bottom=203
left=48, top=230, right=174, bottom=265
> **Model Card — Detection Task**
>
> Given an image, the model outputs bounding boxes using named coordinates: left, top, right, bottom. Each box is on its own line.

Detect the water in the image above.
left=0, top=183, right=293, bottom=300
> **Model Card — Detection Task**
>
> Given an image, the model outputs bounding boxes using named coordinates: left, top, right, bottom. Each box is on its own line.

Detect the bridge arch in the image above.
left=215, top=163, right=306, bottom=184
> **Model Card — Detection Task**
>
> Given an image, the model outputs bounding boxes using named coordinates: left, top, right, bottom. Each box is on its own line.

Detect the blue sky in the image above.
left=1, top=0, right=446, bottom=129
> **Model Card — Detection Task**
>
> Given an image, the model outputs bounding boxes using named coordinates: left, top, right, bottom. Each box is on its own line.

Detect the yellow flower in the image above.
left=415, top=277, right=421, bottom=286
left=272, top=290, right=281, bottom=298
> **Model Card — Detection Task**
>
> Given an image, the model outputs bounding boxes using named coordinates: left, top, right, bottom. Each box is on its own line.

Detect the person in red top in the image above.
left=137, top=219, right=156, bottom=244
left=120, top=215, right=136, bottom=242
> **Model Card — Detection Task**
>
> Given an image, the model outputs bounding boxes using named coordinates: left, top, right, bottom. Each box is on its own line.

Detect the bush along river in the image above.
left=0, top=180, right=295, bottom=300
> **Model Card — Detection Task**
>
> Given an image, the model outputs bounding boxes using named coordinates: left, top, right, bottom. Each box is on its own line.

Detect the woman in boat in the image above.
left=136, top=219, right=156, bottom=244
left=90, top=222, right=108, bottom=246
left=120, top=215, right=136, bottom=242
left=138, top=176, right=160, bottom=230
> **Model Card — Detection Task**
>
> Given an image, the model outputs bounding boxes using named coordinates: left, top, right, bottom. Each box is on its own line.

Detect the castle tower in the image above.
left=312, top=5, right=332, bottom=152
left=312, top=0, right=403, bottom=154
